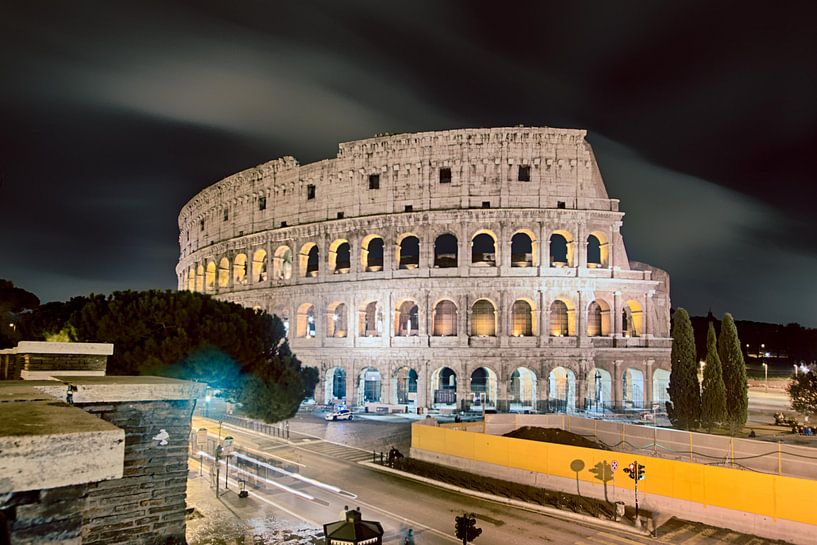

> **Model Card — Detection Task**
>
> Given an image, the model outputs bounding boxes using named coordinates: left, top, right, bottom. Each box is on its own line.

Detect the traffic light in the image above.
left=636, top=463, right=646, bottom=481
left=623, top=462, right=636, bottom=480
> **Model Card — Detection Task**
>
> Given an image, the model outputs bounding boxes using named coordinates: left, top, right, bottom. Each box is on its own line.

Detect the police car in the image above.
left=324, top=407, right=353, bottom=421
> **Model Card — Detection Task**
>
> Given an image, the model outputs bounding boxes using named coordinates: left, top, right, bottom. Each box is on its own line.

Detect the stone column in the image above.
left=540, top=223, right=550, bottom=272
left=457, top=363, right=471, bottom=412
left=536, top=367, right=550, bottom=412
left=576, top=361, right=588, bottom=411
left=315, top=368, right=326, bottom=405
left=576, top=222, right=586, bottom=269
left=500, top=221, right=511, bottom=270
left=576, top=290, right=586, bottom=345
left=346, top=361, right=357, bottom=406
left=645, top=359, right=655, bottom=408
left=381, top=363, right=392, bottom=405
left=613, top=360, right=624, bottom=410
left=645, top=290, right=654, bottom=337
left=417, top=362, right=429, bottom=409
left=613, top=290, right=622, bottom=338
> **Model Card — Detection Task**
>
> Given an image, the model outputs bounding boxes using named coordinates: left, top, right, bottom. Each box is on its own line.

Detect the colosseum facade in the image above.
left=177, top=127, right=672, bottom=414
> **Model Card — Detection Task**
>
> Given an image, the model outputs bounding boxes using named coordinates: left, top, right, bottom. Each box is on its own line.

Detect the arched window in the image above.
left=329, top=240, right=351, bottom=274
left=205, top=261, right=216, bottom=292
left=471, top=299, right=496, bottom=336
left=586, top=231, right=609, bottom=268
left=549, top=300, right=571, bottom=336
left=187, top=268, right=195, bottom=291
left=587, top=299, right=611, bottom=337
left=623, top=299, right=644, bottom=337
left=273, top=246, right=293, bottom=280
left=432, top=300, right=458, bottom=336
left=471, top=232, right=496, bottom=266
left=511, top=299, right=533, bottom=336
left=252, top=249, right=267, bottom=283
left=550, top=230, right=574, bottom=267
left=300, top=243, right=319, bottom=277
left=397, top=235, right=420, bottom=269
left=327, top=302, right=348, bottom=338
left=359, top=301, right=382, bottom=337
left=233, top=253, right=248, bottom=284
left=195, top=264, right=204, bottom=292
left=395, top=301, right=419, bottom=336
left=434, top=234, right=458, bottom=268
left=511, top=231, right=534, bottom=267
left=361, top=235, right=384, bottom=272
left=218, top=257, right=230, bottom=287
left=296, top=304, right=316, bottom=338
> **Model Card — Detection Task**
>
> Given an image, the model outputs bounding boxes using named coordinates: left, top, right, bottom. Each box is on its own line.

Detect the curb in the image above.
left=359, top=461, right=652, bottom=537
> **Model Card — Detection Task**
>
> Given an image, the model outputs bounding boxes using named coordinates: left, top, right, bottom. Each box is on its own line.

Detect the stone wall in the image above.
left=0, top=485, right=88, bottom=545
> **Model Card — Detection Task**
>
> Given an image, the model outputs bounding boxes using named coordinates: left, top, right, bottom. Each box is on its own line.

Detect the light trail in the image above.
left=198, top=451, right=314, bottom=501
left=231, top=451, right=357, bottom=499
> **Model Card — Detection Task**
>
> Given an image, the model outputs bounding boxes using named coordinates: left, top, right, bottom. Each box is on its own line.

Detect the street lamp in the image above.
left=762, top=362, right=768, bottom=391
left=594, top=370, right=602, bottom=413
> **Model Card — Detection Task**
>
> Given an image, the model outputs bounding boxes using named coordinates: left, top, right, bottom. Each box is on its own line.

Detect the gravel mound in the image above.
left=503, top=426, right=607, bottom=450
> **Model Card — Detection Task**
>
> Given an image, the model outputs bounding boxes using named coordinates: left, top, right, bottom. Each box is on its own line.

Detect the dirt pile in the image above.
left=503, top=426, right=607, bottom=450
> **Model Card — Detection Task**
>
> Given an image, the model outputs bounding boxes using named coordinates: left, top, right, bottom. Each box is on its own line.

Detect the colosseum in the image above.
left=177, top=127, right=672, bottom=414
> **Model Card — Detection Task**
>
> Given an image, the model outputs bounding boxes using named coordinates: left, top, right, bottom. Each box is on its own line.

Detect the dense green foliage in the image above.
left=666, top=308, right=701, bottom=430
left=718, top=313, right=748, bottom=435
left=23, top=290, right=319, bottom=422
left=700, top=322, right=728, bottom=432
left=787, top=369, right=817, bottom=416
left=0, top=279, right=40, bottom=348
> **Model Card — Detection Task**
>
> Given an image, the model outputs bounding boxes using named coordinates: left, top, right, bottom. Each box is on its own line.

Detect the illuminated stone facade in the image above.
left=177, top=127, right=672, bottom=412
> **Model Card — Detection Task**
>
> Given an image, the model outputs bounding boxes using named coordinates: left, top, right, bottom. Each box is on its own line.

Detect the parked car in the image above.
left=325, top=408, right=353, bottom=421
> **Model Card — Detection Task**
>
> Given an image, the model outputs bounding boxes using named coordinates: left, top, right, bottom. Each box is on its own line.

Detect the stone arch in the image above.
left=549, top=297, right=576, bottom=336
left=299, top=243, right=319, bottom=278
left=510, top=298, right=536, bottom=337
left=509, top=367, right=537, bottom=410
left=187, top=268, right=196, bottom=291
left=432, top=299, right=458, bottom=336
left=392, top=366, right=418, bottom=405
left=326, top=302, right=348, bottom=338
left=587, top=368, right=612, bottom=413
left=431, top=366, right=457, bottom=407
left=470, top=367, right=498, bottom=407
left=252, top=249, right=268, bottom=283
left=324, top=367, right=347, bottom=404
left=470, top=298, right=496, bottom=336
left=361, top=235, right=385, bottom=272
left=205, top=261, right=216, bottom=293
left=329, top=239, right=351, bottom=274
left=272, top=245, right=293, bottom=280
left=587, top=230, right=609, bottom=268
left=652, top=368, right=670, bottom=406
left=195, top=263, right=205, bottom=292
left=623, top=367, right=645, bottom=408
left=511, top=229, right=537, bottom=268
left=358, top=300, right=382, bottom=337
left=358, top=367, right=382, bottom=404
left=550, top=229, right=574, bottom=267
left=471, top=230, right=497, bottom=266
left=587, top=298, right=612, bottom=337
left=218, top=257, right=230, bottom=287
left=270, top=304, right=289, bottom=337
left=622, top=299, right=644, bottom=337
left=396, top=233, right=420, bottom=269
left=548, top=366, right=576, bottom=412
left=233, top=253, right=248, bottom=285
left=296, top=303, right=316, bottom=338
left=434, top=233, right=458, bottom=268
left=394, top=299, right=420, bottom=337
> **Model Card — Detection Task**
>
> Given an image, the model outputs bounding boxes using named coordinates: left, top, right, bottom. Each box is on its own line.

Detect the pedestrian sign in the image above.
left=611, top=460, right=618, bottom=472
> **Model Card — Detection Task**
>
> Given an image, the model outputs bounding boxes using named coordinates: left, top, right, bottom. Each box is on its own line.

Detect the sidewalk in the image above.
left=186, top=470, right=323, bottom=545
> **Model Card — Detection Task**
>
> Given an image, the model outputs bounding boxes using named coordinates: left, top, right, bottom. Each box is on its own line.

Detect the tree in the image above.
left=666, top=308, right=700, bottom=429
left=0, top=279, right=40, bottom=348
left=787, top=368, right=817, bottom=417
left=454, top=513, right=482, bottom=545
left=700, top=322, right=728, bottom=432
left=718, top=313, right=748, bottom=435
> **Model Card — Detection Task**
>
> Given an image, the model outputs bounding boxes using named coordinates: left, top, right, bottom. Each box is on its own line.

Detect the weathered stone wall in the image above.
left=77, top=399, right=195, bottom=545
left=0, top=485, right=87, bottom=545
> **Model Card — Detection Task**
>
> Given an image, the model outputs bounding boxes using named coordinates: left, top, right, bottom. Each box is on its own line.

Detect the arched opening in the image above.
left=549, top=298, right=576, bottom=336
left=300, top=243, right=319, bottom=278
left=187, top=268, right=195, bottom=291
left=431, top=367, right=457, bottom=407
left=358, top=301, right=382, bottom=337
left=509, top=367, right=537, bottom=411
left=623, top=368, right=645, bottom=408
left=218, top=257, right=230, bottom=287
left=434, top=233, right=458, bottom=268
left=471, top=232, right=496, bottom=266
left=511, top=299, right=535, bottom=337
left=587, top=368, right=612, bottom=413
left=587, top=299, right=611, bottom=337
left=252, top=249, right=268, bottom=283
left=273, top=246, right=293, bottom=280
left=622, top=299, right=644, bottom=337
left=233, top=253, right=248, bottom=285
left=195, top=264, right=204, bottom=292
left=327, top=302, right=348, bottom=338
left=548, top=366, right=576, bottom=412
left=550, top=230, right=574, bottom=267
left=270, top=305, right=289, bottom=338
left=329, top=239, right=351, bottom=274
left=296, top=303, right=316, bottom=338
left=511, top=230, right=535, bottom=268
left=205, top=261, right=216, bottom=292
left=397, top=234, right=420, bottom=269
left=324, top=367, right=347, bottom=404
left=470, top=299, right=496, bottom=336
left=358, top=368, right=382, bottom=404
left=470, top=367, right=497, bottom=407
left=586, top=231, right=609, bottom=268
left=361, top=235, right=384, bottom=272
left=394, top=300, right=419, bottom=337
left=393, top=367, right=418, bottom=405
left=652, top=368, right=670, bottom=406
left=432, top=300, right=458, bottom=336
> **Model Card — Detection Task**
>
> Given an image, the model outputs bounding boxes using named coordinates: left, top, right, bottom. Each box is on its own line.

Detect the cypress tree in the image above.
left=666, top=308, right=701, bottom=429
left=718, top=313, right=748, bottom=435
left=700, top=322, right=727, bottom=432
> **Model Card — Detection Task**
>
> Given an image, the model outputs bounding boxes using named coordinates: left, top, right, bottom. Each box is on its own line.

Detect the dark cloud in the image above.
left=1, top=1, right=815, bottom=325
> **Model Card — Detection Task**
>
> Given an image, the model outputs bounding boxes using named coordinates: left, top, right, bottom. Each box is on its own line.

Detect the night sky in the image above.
left=1, top=1, right=815, bottom=326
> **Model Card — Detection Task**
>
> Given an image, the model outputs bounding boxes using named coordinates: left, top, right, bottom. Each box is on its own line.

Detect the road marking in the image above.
left=659, top=525, right=692, bottom=542
left=590, top=533, right=646, bottom=545
left=348, top=495, right=461, bottom=543
left=680, top=527, right=716, bottom=544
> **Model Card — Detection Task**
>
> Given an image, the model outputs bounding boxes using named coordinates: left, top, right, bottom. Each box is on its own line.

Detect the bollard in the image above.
left=372, top=450, right=376, bottom=463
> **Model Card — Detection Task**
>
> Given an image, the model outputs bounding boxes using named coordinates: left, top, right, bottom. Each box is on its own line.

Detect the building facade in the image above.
left=176, top=127, right=672, bottom=412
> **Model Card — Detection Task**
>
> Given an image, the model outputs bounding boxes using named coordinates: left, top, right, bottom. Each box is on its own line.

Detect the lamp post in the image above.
left=595, top=370, right=602, bottom=413
left=763, top=362, right=768, bottom=392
